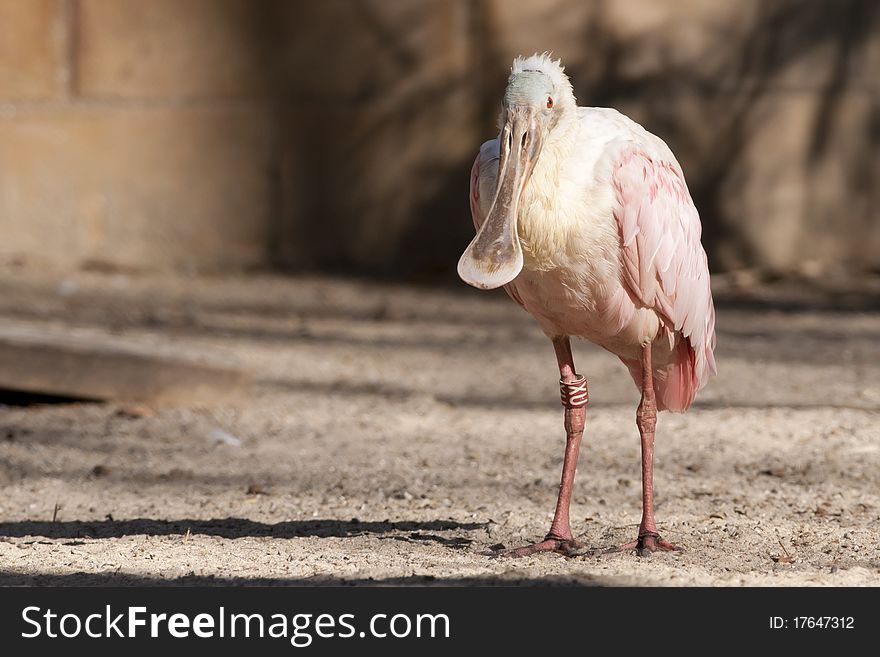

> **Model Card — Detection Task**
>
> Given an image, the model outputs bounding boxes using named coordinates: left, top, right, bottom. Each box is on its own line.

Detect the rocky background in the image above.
left=1, top=0, right=877, bottom=280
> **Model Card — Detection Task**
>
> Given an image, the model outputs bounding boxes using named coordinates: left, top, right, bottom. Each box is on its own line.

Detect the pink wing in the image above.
left=613, top=147, right=717, bottom=411
left=469, top=141, right=526, bottom=308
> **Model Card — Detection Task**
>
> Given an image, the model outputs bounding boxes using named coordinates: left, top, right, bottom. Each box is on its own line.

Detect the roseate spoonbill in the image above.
left=459, top=54, right=717, bottom=557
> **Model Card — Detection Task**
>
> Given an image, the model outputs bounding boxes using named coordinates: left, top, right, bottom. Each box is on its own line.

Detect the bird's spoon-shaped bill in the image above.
left=458, top=107, right=541, bottom=290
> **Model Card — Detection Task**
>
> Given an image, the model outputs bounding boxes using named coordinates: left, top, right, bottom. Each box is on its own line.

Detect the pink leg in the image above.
left=613, top=342, right=680, bottom=556
left=497, top=337, right=588, bottom=558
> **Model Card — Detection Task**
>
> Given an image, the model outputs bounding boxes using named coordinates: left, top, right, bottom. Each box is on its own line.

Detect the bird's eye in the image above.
left=546, top=97, right=554, bottom=109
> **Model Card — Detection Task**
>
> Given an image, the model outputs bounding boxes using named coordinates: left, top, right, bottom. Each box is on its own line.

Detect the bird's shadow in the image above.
left=0, top=517, right=487, bottom=547
left=0, top=517, right=620, bottom=587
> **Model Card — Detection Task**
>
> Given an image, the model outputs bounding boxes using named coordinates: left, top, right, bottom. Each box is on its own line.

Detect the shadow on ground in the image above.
left=0, top=517, right=487, bottom=541
left=0, top=572, right=607, bottom=587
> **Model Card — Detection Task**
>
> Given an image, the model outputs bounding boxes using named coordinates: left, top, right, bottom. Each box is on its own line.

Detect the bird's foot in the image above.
left=488, top=535, right=585, bottom=558
left=608, top=530, right=681, bottom=557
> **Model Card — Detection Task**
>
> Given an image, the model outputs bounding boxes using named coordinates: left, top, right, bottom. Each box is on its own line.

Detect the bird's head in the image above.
left=459, top=54, right=576, bottom=290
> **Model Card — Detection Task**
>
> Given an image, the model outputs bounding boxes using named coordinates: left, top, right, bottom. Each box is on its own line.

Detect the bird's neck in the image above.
left=517, top=117, right=580, bottom=271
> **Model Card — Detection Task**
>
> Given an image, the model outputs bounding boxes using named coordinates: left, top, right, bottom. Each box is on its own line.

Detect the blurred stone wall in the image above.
left=0, top=0, right=877, bottom=278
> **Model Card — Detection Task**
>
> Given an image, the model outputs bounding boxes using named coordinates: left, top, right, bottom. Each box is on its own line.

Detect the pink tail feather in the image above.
left=621, top=339, right=698, bottom=413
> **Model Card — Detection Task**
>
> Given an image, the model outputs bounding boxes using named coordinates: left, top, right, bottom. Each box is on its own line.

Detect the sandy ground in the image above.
left=0, top=266, right=879, bottom=586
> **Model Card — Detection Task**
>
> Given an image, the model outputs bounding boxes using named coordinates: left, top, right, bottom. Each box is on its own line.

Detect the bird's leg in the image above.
left=614, top=342, right=680, bottom=557
left=495, top=337, right=588, bottom=558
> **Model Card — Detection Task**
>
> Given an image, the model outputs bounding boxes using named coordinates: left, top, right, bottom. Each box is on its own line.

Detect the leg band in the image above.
left=559, top=375, right=589, bottom=408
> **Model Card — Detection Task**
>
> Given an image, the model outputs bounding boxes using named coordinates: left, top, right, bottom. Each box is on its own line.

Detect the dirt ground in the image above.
left=1, top=265, right=879, bottom=586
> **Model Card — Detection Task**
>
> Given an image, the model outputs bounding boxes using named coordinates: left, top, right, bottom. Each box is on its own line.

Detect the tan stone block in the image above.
left=268, top=2, right=476, bottom=270
left=480, top=0, right=596, bottom=75
left=0, top=107, right=275, bottom=270
left=715, top=92, right=880, bottom=273
left=78, top=0, right=266, bottom=98
left=0, top=0, right=64, bottom=99
left=797, top=93, right=880, bottom=270
left=270, top=0, right=470, bottom=100
left=858, top=21, right=880, bottom=91
left=77, top=0, right=469, bottom=100
left=486, top=0, right=876, bottom=96
left=598, top=0, right=757, bottom=89
left=278, top=88, right=479, bottom=272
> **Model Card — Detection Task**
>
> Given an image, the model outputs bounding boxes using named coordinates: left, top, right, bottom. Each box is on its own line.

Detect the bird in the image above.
left=458, top=54, right=717, bottom=557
